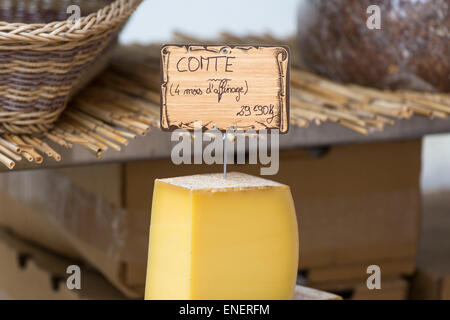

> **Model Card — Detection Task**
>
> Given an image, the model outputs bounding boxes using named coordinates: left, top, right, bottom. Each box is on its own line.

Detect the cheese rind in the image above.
left=145, top=182, right=192, bottom=299
left=146, top=172, right=299, bottom=300
left=158, top=172, right=286, bottom=191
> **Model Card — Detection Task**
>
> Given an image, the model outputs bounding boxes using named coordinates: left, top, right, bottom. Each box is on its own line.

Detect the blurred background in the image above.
left=0, top=0, right=448, bottom=300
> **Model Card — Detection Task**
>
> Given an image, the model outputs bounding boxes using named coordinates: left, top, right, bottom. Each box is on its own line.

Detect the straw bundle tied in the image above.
left=0, top=32, right=449, bottom=170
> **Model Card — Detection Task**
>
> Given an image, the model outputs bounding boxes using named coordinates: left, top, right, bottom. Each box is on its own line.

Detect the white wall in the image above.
left=120, top=0, right=301, bottom=44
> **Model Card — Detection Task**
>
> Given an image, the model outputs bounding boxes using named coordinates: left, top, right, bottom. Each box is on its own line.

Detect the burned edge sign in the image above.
left=160, top=45, right=290, bottom=133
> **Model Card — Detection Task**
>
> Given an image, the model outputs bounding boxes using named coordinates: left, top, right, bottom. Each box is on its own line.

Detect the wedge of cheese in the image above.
left=145, top=172, right=299, bottom=300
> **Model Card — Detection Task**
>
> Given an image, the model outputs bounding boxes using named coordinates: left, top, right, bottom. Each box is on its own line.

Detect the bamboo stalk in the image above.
left=66, top=110, right=131, bottom=144
left=87, top=87, right=160, bottom=118
left=96, top=101, right=158, bottom=127
left=58, top=121, right=109, bottom=152
left=31, top=137, right=61, bottom=162
left=428, top=109, right=448, bottom=119
left=76, top=102, right=147, bottom=136
left=292, top=76, right=349, bottom=104
left=303, top=102, right=367, bottom=126
left=339, top=120, right=369, bottom=135
left=358, top=102, right=403, bottom=118
left=403, top=91, right=450, bottom=106
left=54, top=130, right=88, bottom=145
left=406, top=103, right=434, bottom=118
left=22, top=152, right=34, bottom=162
left=29, top=149, right=43, bottom=164
left=350, top=85, right=403, bottom=103
left=375, top=116, right=395, bottom=126
left=44, top=146, right=61, bottom=161
left=94, top=102, right=153, bottom=131
left=0, top=144, right=21, bottom=162
left=119, top=118, right=150, bottom=132
left=4, top=134, right=35, bottom=162
left=408, top=97, right=450, bottom=114
left=292, top=100, right=338, bottom=122
left=362, top=118, right=384, bottom=131
left=291, top=110, right=318, bottom=124
left=291, top=117, right=310, bottom=128
left=16, top=144, right=34, bottom=152
left=292, top=70, right=366, bottom=102
left=67, top=119, right=121, bottom=151
left=79, top=132, right=108, bottom=151
left=99, top=72, right=159, bottom=103
left=22, top=136, right=51, bottom=157
left=291, top=106, right=326, bottom=124
left=0, top=137, right=20, bottom=153
left=45, top=132, right=72, bottom=149
left=128, top=115, right=155, bottom=126
left=14, top=136, right=42, bottom=164
left=292, top=88, right=345, bottom=110
left=0, top=152, right=14, bottom=169
left=54, top=129, right=103, bottom=159
left=112, top=130, right=137, bottom=140
left=6, top=134, right=30, bottom=150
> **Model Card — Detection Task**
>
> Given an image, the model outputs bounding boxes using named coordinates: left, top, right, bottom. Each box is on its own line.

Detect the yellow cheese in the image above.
left=145, top=172, right=299, bottom=300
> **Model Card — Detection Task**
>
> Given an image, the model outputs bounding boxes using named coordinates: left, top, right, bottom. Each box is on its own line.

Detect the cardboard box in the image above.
left=0, top=225, right=340, bottom=301
left=303, top=258, right=415, bottom=284
left=0, top=167, right=146, bottom=298
left=309, top=277, right=409, bottom=300
left=410, top=192, right=450, bottom=300
left=0, top=228, right=125, bottom=300
left=0, top=139, right=421, bottom=297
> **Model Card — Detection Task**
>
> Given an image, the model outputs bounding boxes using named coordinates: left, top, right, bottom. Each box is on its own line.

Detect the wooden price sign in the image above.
left=160, top=45, right=290, bottom=133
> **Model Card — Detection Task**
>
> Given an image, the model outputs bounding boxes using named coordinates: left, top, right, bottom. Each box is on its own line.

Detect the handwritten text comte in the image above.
left=161, top=45, right=289, bottom=133
left=176, top=56, right=236, bottom=73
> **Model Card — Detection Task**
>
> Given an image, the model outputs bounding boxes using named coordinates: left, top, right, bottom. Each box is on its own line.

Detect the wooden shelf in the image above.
left=5, top=115, right=450, bottom=173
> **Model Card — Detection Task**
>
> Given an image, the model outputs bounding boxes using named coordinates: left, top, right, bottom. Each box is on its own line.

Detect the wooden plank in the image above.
left=160, top=45, right=290, bottom=132
left=293, top=285, right=342, bottom=300
left=0, top=228, right=125, bottom=300
left=305, top=259, right=415, bottom=283
left=310, top=278, right=409, bottom=300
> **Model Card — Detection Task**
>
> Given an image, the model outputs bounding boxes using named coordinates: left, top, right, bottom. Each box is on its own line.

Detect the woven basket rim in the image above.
left=0, top=0, right=142, bottom=43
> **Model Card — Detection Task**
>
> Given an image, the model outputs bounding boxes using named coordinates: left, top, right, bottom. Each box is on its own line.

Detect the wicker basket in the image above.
left=0, top=0, right=142, bottom=134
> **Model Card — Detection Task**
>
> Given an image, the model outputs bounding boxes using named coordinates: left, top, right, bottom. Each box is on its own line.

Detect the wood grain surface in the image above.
left=161, top=45, right=290, bottom=133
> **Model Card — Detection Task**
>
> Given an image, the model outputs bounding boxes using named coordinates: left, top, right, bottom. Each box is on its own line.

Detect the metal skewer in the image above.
left=223, top=132, right=227, bottom=179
